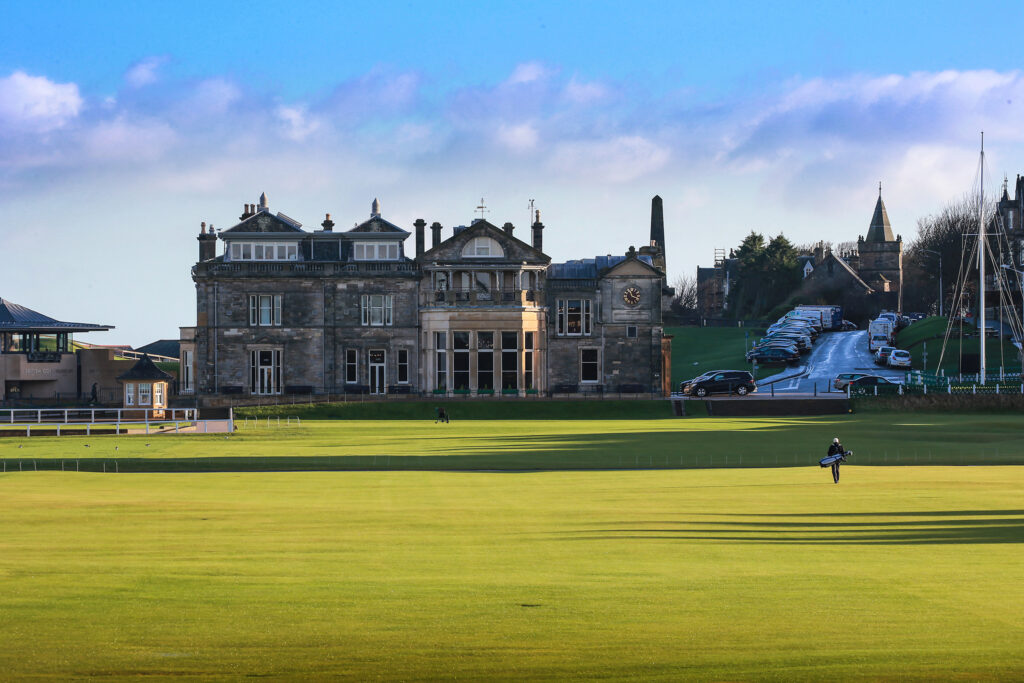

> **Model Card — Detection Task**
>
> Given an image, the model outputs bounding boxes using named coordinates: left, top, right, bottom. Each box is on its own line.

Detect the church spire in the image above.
left=866, top=186, right=894, bottom=242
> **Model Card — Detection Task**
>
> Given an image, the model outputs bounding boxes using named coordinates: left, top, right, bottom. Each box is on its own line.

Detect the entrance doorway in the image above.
left=369, top=349, right=386, bottom=395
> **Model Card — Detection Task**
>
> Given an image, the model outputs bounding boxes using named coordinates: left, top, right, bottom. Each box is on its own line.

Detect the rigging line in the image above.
left=938, top=231, right=978, bottom=371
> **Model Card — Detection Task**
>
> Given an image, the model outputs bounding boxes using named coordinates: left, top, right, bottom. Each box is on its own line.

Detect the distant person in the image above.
left=435, top=406, right=449, bottom=424
left=825, top=437, right=847, bottom=483
left=90, top=383, right=98, bottom=404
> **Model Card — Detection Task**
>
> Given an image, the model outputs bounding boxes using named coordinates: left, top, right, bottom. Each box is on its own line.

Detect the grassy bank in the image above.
left=236, top=399, right=672, bottom=421
left=1, top=468, right=1021, bottom=679
left=898, top=316, right=1021, bottom=374
left=666, top=325, right=785, bottom=386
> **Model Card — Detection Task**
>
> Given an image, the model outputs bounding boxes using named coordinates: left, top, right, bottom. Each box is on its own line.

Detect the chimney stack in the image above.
left=198, top=221, right=217, bottom=262
left=503, top=222, right=514, bottom=236
left=531, top=210, right=544, bottom=252
left=414, top=218, right=426, bottom=258
left=321, top=213, right=335, bottom=232
left=430, top=221, right=443, bottom=248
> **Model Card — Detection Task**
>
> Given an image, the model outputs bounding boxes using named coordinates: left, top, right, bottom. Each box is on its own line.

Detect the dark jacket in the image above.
left=827, top=442, right=844, bottom=457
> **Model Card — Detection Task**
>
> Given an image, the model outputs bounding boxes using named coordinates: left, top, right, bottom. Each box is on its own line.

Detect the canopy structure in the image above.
left=0, top=297, right=113, bottom=334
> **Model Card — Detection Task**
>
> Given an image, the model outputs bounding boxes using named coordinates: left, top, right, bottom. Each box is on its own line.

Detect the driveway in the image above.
left=768, top=331, right=905, bottom=393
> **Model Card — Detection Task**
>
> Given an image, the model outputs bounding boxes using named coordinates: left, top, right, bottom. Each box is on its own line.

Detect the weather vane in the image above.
left=475, top=197, right=489, bottom=220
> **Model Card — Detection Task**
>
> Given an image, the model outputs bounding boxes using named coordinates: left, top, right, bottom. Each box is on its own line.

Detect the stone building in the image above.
left=856, top=188, right=903, bottom=311
left=180, top=193, right=670, bottom=403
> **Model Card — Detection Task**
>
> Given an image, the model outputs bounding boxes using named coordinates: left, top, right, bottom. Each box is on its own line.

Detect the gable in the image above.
left=221, top=211, right=305, bottom=235
left=347, top=216, right=409, bottom=235
left=604, top=257, right=661, bottom=278
left=422, top=220, right=548, bottom=264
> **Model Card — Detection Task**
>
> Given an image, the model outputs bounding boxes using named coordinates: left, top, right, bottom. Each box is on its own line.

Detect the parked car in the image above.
left=833, top=372, right=868, bottom=390
left=887, top=349, right=912, bottom=368
left=749, top=347, right=800, bottom=365
left=679, top=370, right=724, bottom=394
left=684, top=370, right=757, bottom=397
left=874, top=346, right=897, bottom=365
left=840, top=320, right=858, bottom=331
left=848, top=375, right=900, bottom=387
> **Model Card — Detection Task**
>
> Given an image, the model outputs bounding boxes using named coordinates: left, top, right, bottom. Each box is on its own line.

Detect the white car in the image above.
left=887, top=349, right=912, bottom=368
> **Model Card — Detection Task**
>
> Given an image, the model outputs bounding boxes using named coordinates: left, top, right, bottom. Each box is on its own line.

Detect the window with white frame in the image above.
left=452, top=331, right=470, bottom=390
left=125, top=384, right=135, bottom=406
left=138, top=382, right=152, bottom=405
left=346, top=349, right=358, bottom=384
left=249, top=349, right=282, bottom=395
left=435, top=332, right=447, bottom=391
left=353, top=241, right=400, bottom=261
left=229, top=242, right=298, bottom=261
left=580, top=348, right=600, bottom=383
left=154, top=383, right=164, bottom=406
left=397, top=349, right=409, bottom=384
left=461, top=236, right=504, bottom=258
left=557, top=298, right=592, bottom=336
left=501, top=331, right=517, bottom=390
left=249, top=294, right=282, bottom=326
left=524, top=332, right=535, bottom=390
left=360, top=295, right=393, bottom=326
left=182, top=350, right=194, bottom=393
left=477, top=331, right=494, bottom=391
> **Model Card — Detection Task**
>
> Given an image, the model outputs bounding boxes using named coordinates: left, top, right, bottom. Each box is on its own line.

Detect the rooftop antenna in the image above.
left=475, top=197, right=489, bottom=221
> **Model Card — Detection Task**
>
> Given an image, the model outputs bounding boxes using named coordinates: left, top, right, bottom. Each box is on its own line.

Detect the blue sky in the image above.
left=2, top=1, right=1023, bottom=344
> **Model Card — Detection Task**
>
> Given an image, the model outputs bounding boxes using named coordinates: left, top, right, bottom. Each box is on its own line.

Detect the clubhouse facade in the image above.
left=180, top=194, right=672, bottom=403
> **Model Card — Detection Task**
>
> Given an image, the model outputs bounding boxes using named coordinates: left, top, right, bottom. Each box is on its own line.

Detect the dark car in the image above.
left=848, top=375, right=900, bottom=387
left=679, top=370, right=724, bottom=394
left=749, top=347, right=800, bottom=365
left=684, top=370, right=756, bottom=397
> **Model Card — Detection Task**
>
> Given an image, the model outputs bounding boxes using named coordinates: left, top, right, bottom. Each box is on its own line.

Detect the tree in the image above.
left=726, top=232, right=802, bottom=318
left=906, top=194, right=994, bottom=315
left=669, top=274, right=699, bottom=323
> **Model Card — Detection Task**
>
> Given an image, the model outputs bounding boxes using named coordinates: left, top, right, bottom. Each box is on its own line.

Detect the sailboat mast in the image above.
left=979, top=132, right=986, bottom=385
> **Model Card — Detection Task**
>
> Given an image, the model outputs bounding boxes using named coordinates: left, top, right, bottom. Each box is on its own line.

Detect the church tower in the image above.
left=857, top=185, right=903, bottom=311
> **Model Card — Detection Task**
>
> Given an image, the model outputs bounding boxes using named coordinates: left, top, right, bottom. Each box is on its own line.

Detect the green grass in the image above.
left=666, top=325, right=786, bottom=386
left=5, top=413, right=1024, bottom=470
left=236, top=399, right=673, bottom=421
left=1, top=467, right=1021, bottom=679
left=898, top=316, right=1022, bottom=374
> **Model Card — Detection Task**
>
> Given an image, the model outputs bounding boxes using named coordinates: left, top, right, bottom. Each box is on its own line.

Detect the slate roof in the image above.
left=346, top=215, right=410, bottom=236
left=221, top=211, right=305, bottom=235
left=548, top=254, right=655, bottom=279
left=865, top=195, right=895, bottom=242
left=117, top=354, right=174, bottom=382
left=814, top=254, right=873, bottom=292
left=0, top=298, right=113, bottom=333
left=135, top=339, right=180, bottom=359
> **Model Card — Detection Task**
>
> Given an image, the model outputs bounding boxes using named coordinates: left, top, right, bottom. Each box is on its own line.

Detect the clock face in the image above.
left=623, top=286, right=641, bottom=306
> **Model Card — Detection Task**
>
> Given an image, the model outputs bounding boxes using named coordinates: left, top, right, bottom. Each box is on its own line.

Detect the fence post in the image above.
left=814, top=382, right=817, bottom=397
left=973, top=384, right=976, bottom=395
left=923, top=384, right=927, bottom=395
left=874, top=386, right=878, bottom=396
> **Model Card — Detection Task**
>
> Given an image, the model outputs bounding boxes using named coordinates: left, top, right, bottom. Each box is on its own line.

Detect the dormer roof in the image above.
left=346, top=215, right=409, bottom=237
left=116, top=354, right=174, bottom=382
left=221, top=211, right=305, bottom=236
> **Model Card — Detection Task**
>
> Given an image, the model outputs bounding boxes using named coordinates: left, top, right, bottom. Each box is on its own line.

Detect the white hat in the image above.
left=833, top=437, right=839, bottom=443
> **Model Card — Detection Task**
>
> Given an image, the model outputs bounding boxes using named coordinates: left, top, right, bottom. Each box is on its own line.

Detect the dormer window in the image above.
left=462, top=236, right=503, bottom=259
left=228, top=242, right=298, bottom=261
left=354, top=241, right=399, bottom=261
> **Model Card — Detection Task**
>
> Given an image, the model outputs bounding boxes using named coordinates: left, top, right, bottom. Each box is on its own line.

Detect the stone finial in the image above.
left=535, top=209, right=541, bottom=224
left=628, top=245, right=637, bottom=258
left=258, top=192, right=268, bottom=211
left=200, top=221, right=206, bottom=234
left=372, top=198, right=381, bottom=217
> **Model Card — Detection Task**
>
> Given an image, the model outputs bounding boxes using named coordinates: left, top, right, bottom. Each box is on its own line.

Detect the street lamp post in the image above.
left=920, top=249, right=943, bottom=317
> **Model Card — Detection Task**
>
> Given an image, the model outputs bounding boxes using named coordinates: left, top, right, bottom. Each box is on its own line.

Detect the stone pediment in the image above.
left=222, top=211, right=305, bottom=235
left=603, top=256, right=662, bottom=278
left=347, top=216, right=409, bottom=236
left=421, top=220, right=549, bottom=264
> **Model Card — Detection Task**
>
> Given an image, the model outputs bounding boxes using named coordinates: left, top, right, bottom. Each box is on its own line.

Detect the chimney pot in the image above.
left=414, top=218, right=426, bottom=258
left=430, top=221, right=443, bottom=248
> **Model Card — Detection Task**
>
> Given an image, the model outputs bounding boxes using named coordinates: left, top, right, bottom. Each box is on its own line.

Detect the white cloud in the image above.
left=549, top=136, right=670, bottom=183
left=276, top=105, right=321, bottom=142
left=506, top=62, right=552, bottom=85
left=564, top=78, right=608, bottom=104
left=189, top=78, right=242, bottom=115
left=496, top=123, right=538, bottom=152
left=124, top=56, right=169, bottom=88
left=0, top=71, right=82, bottom=133
left=82, top=116, right=176, bottom=161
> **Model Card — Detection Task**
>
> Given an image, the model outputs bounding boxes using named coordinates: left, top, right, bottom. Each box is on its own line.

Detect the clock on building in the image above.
left=622, top=286, right=641, bottom=306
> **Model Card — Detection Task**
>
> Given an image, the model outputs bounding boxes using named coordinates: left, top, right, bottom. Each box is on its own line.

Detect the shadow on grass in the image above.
left=563, top=511, right=1024, bottom=545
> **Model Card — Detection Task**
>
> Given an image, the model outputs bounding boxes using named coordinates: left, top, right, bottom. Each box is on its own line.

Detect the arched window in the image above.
left=461, top=236, right=504, bottom=258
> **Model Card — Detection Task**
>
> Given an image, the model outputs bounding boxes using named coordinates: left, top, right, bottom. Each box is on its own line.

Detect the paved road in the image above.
left=767, top=330, right=905, bottom=394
